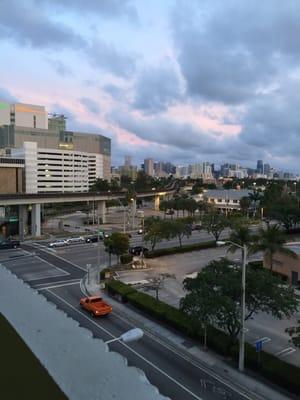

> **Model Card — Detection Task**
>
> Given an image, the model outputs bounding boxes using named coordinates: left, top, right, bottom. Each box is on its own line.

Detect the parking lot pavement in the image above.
left=0, top=249, right=69, bottom=282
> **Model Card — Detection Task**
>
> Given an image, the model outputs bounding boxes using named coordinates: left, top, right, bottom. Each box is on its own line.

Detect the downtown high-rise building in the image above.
left=144, top=158, right=154, bottom=176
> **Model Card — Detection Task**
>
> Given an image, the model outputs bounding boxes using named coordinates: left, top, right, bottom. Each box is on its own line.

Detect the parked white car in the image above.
left=66, top=236, right=84, bottom=244
left=49, top=239, right=68, bottom=248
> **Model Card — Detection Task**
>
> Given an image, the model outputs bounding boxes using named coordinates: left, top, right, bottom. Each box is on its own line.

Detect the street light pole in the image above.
left=97, top=208, right=101, bottom=284
left=217, top=240, right=247, bottom=372
left=239, top=244, right=247, bottom=372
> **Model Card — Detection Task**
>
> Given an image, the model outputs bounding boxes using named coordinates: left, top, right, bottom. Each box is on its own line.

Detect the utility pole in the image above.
left=239, top=244, right=247, bottom=372
left=97, top=209, right=101, bottom=284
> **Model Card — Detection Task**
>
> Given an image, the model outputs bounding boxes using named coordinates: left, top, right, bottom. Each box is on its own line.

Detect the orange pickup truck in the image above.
left=80, top=296, right=112, bottom=317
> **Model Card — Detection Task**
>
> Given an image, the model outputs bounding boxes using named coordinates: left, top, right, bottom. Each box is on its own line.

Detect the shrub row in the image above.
left=145, top=240, right=216, bottom=258
left=105, top=280, right=300, bottom=396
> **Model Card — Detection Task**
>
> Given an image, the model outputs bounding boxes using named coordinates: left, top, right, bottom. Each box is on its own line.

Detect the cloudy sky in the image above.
left=1, top=0, right=300, bottom=171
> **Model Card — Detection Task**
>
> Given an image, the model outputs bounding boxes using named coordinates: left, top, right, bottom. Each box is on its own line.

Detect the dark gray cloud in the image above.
left=35, top=0, right=138, bottom=22
left=240, top=80, right=300, bottom=158
left=102, top=84, right=127, bottom=102
left=171, top=0, right=300, bottom=105
left=0, top=88, right=17, bottom=103
left=0, top=0, right=86, bottom=49
left=109, top=109, right=263, bottom=166
left=110, top=109, right=241, bottom=155
left=79, top=97, right=100, bottom=114
left=132, top=64, right=183, bottom=114
left=87, top=40, right=137, bottom=78
left=47, top=59, right=73, bottom=77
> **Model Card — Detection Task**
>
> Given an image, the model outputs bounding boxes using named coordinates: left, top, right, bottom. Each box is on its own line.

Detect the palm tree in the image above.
left=251, top=224, right=297, bottom=271
left=227, top=223, right=254, bottom=260
left=248, top=191, right=262, bottom=217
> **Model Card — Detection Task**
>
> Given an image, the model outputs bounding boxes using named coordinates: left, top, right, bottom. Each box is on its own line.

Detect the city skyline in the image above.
left=1, top=1, right=300, bottom=171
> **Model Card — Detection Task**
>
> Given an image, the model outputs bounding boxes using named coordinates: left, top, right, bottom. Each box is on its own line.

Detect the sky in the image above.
left=1, top=0, right=300, bottom=172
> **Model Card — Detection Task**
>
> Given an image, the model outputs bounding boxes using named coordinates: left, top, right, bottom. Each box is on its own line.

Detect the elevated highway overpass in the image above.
left=0, top=190, right=174, bottom=239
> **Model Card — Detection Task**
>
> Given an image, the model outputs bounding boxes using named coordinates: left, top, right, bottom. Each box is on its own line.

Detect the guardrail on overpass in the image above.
left=0, top=190, right=175, bottom=206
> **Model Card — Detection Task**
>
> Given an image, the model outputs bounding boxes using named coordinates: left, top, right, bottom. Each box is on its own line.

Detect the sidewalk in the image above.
left=82, top=272, right=294, bottom=400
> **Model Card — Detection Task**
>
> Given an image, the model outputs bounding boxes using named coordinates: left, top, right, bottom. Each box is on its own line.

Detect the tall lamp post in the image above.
left=217, top=240, right=247, bottom=372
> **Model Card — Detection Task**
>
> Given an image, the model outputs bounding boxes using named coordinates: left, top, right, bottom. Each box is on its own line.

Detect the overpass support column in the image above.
left=98, top=201, right=106, bottom=224
left=31, top=204, right=41, bottom=237
left=154, top=195, right=160, bottom=211
left=18, top=205, right=28, bottom=242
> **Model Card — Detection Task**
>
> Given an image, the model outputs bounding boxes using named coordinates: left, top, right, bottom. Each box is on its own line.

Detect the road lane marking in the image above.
left=47, top=289, right=204, bottom=400
left=34, top=278, right=81, bottom=288
left=37, top=280, right=81, bottom=290
left=24, top=272, right=69, bottom=282
left=48, top=289, right=254, bottom=400
left=35, top=255, right=70, bottom=276
left=275, top=347, right=296, bottom=357
left=30, top=245, right=87, bottom=272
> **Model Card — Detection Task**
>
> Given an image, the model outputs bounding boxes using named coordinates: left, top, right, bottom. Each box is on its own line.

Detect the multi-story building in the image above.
left=257, top=160, right=263, bottom=174
left=0, top=102, right=111, bottom=193
left=144, top=158, right=154, bottom=176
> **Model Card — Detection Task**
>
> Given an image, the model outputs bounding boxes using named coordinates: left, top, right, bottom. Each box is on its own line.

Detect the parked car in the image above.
left=0, top=239, right=20, bottom=250
left=165, top=210, right=174, bottom=215
left=80, top=296, right=112, bottom=317
left=85, top=235, right=99, bottom=243
left=129, top=246, right=149, bottom=256
left=67, top=236, right=84, bottom=244
left=137, top=229, right=143, bottom=234
left=49, top=239, right=68, bottom=248
left=191, top=223, right=202, bottom=231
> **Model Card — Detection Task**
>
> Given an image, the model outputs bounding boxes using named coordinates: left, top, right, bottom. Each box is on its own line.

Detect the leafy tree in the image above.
left=181, top=276, right=216, bottom=350
left=181, top=258, right=297, bottom=342
left=239, top=196, right=251, bottom=216
left=248, top=190, right=263, bottom=217
left=143, top=273, right=176, bottom=301
left=90, top=178, right=111, bottom=192
left=201, top=212, right=228, bottom=241
left=251, top=224, right=297, bottom=271
left=144, top=219, right=164, bottom=251
left=164, top=219, right=191, bottom=247
left=268, top=196, right=300, bottom=230
left=227, top=222, right=254, bottom=259
left=104, top=232, right=130, bottom=265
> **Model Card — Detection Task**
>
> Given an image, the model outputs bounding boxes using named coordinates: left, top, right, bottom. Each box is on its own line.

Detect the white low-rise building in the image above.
left=12, top=141, right=103, bottom=193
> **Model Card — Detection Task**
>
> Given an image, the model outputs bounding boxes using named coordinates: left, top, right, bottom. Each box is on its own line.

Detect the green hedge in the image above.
left=105, top=280, right=300, bottom=395
left=145, top=241, right=216, bottom=258
left=106, top=279, right=135, bottom=301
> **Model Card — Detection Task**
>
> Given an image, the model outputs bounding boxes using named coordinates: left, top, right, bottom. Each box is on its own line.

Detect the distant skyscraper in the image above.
left=263, top=163, right=270, bottom=176
left=144, top=158, right=154, bottom=176
left=124, top=155, right=132, bottom=167
left=257, top=160, right=263, bottom=174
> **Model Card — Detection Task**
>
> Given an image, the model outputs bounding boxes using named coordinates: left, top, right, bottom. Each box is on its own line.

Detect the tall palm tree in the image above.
left=251, top=224, right=297, bottom=271
left=248, top=190, right=262, bottom=217
left=227, top=223, right=254, bottom=260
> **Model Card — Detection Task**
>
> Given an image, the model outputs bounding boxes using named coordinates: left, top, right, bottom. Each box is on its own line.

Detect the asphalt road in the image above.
left=0, top=244, right=270, bottom=400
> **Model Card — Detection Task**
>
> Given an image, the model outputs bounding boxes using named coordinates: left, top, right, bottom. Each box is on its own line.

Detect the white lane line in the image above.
left=108, top=305, right=255, bottom=400
left=35, top=278, right=81, bottom=288
left=25, top=272, right=68, bottom=282
left=38, top=280, right=80, bottom=290
left=275, top=347, right=297, bottom=357
left=35, top=248, right=86, bottom=272
left=47, top=289, right=203, bottom=400
left=35, top=255, right=69, bottom=276
left=49, top=289, right=254, bottom=400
